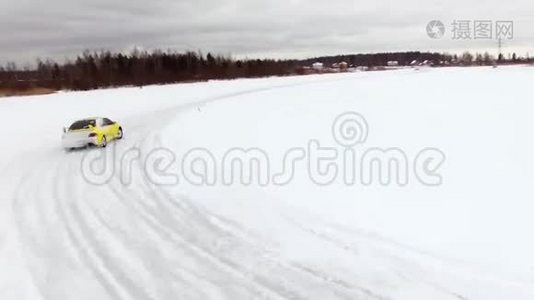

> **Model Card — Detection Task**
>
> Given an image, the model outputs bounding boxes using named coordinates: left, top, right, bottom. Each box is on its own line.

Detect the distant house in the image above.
left=421, top=60, right=433, bottom=66
left=312, top=62, right=324, bottom=70
left=387, top=61, right=399, bottom=67
left=332, top=61, right=349, bottom=71
left=338, top=61, right=349, bottom=70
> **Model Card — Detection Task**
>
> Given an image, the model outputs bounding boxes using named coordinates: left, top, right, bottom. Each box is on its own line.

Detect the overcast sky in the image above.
left=1, top=0, right=533, bottom=65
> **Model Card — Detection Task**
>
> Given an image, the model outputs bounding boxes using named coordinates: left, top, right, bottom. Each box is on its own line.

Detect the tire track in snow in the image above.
left=103, top=133, right=304, bottom=299
left=283, top=214, right=467, bottom=300
left=84, top=204, right=220, bottom=300
left=10, top=74, right=410, bottom=299
left=12, top=165, right=53, bottom=300
left=12, top=126, right=299, bottom=299
left=54, top=161, right=157, bottom=300
left=94, top=127, right=373, bottom=299
left=280, top=208, right=534, bottom=300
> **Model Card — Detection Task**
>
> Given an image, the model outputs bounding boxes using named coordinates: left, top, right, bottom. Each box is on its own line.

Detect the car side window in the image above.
left=103, top=118, right=114, bottom=126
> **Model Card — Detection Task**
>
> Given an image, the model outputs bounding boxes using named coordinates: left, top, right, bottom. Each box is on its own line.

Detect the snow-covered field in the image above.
left=1, top=66, right=534, bottom=299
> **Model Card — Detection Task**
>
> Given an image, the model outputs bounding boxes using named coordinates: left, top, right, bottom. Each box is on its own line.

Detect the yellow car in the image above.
left=62, top=117, right=123, bottom=150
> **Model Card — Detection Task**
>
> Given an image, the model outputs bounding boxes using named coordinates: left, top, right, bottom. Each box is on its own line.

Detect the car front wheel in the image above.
left=117, top=127, right=123, bottom=140
left=101, top=136, right=107, bottom=148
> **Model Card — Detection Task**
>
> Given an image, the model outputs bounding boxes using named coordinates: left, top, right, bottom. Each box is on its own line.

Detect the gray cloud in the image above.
left=1, top=0, right=533, bottom=65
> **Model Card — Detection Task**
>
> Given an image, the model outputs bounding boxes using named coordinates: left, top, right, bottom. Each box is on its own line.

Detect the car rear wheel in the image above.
left=101, top=136, right=107, bottom=148
left=117, top=127, right=123, bottom=140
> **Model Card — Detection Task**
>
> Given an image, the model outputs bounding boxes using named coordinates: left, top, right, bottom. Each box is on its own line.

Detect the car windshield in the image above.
left=69, top=119, right=96, bottom=130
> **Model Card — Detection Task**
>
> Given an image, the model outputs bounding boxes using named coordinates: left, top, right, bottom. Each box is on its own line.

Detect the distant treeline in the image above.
left=0, top=50, right=530, bottom=92
left=0, top=50, right=296, bottom=92
left=302, top=51, right=531, bottom=68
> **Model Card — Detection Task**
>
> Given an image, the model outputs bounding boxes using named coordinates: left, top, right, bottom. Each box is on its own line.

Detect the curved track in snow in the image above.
left=2, top=68, right=534, bottom=299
